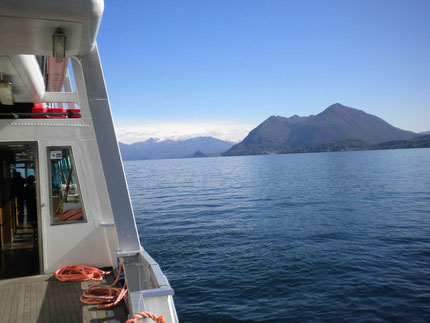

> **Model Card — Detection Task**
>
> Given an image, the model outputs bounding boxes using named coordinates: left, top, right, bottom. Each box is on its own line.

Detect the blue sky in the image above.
left=96, top=0, right=430, bottom=142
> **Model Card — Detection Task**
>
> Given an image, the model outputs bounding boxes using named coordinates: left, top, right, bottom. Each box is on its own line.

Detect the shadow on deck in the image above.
left=0, top=273, right=128, bottom=323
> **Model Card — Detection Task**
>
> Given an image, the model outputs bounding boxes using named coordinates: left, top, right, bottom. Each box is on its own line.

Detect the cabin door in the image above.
left=0, top=142, right=41, bottom=279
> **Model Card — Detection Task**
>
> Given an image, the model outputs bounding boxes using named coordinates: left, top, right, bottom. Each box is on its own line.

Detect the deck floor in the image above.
left=0, top=222, right=39, bottom=280
left=0, top=273, right=128, bottom=323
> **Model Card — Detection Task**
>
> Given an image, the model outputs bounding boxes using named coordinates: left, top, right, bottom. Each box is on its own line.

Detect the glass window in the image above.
left=48, top=147, right=86, bottom=224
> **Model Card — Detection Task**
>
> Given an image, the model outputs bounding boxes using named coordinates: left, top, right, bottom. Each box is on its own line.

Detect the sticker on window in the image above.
left=50, top=151, right=63, bottom=160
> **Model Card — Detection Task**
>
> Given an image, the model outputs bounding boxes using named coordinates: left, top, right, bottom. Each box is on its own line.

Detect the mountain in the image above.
left=191, top=150, right=209, bottom=158
left=119, top=136, right=235, bottom=160
left=224, top=103, right=417, bottom=156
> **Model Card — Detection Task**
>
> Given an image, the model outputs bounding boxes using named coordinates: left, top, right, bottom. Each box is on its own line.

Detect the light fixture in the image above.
left=0, top=76, right=14, bottom=105
left=52, top=28, right=67, bottom=63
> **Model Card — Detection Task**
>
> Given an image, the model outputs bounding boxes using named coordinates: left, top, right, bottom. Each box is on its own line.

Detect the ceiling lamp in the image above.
left=52, top=28, right=67, bottom=63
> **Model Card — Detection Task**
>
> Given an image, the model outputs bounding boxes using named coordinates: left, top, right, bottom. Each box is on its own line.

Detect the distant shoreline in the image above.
left=123, top=143, right=430, bottom=161
left=222, top=135, right=430, bottom=157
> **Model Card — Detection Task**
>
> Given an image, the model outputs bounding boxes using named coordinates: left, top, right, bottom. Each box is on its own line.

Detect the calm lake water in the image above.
left=124, top=148, right=430, bottom=322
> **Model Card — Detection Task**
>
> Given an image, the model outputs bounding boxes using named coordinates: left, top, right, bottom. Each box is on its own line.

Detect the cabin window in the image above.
left=48, top=147, right=86, bottom=224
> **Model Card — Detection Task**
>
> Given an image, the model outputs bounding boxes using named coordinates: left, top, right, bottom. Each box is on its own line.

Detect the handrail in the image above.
left=0, top=111, right=81, bottom=118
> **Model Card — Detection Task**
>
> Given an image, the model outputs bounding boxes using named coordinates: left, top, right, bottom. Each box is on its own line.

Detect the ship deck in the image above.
left=0, top=272, right=128, bottom=323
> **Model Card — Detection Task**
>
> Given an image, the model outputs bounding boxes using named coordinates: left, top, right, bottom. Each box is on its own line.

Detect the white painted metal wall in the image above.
left=0, top=104, right=119, bottom=273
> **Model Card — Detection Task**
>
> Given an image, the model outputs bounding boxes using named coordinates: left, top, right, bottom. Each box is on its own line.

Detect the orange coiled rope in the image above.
left=80, top=265, right=128, bottom=309
left=57, top=208, right=84, bottom=221
left=55, top=265, right=109, bottom=282
left=126, top=312, right=166, bottom=323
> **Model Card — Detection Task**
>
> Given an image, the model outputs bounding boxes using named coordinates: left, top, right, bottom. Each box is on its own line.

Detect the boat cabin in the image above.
left=0, top=1, right=178, bottom=321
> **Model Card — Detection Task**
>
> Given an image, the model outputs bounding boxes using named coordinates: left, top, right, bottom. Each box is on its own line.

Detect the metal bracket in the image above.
left=116, top=249, right=140, bottom=258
